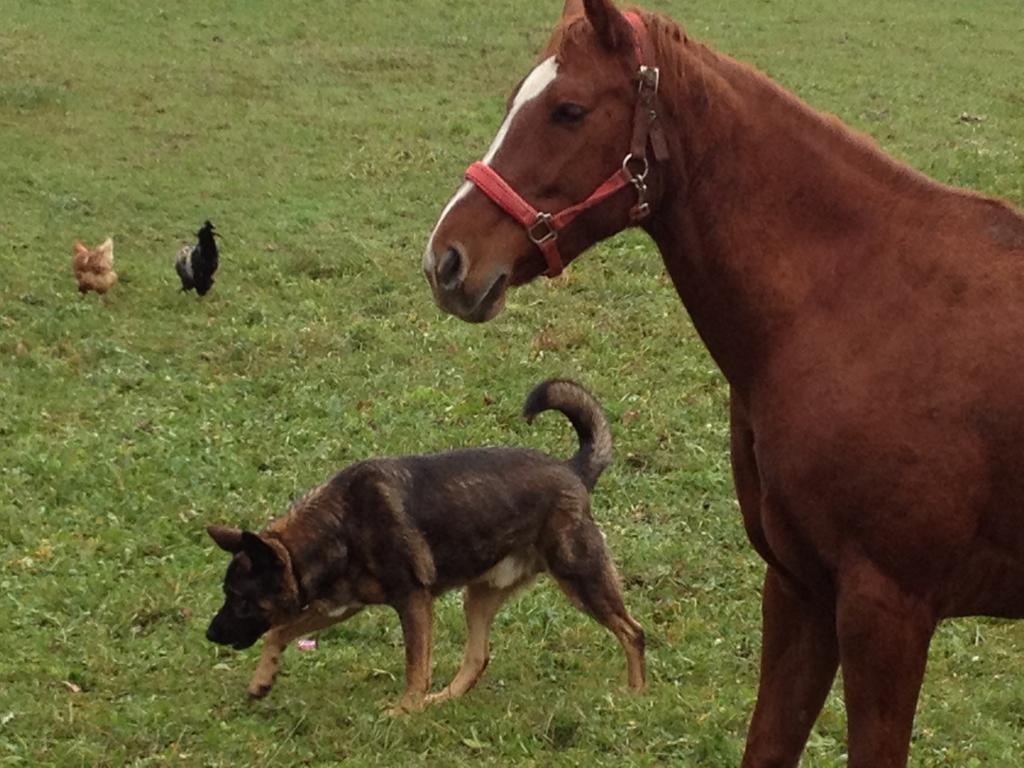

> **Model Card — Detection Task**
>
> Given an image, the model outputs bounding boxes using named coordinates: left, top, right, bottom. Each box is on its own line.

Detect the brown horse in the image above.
left=423, top=1, right=1024, bottom=766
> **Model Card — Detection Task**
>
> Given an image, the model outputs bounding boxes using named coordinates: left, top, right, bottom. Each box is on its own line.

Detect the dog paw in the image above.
left=385, top=698, right=424, bottom=717
left=247, top=682, right=274, bottom=699
left=424, top=689, right=453, bottom=706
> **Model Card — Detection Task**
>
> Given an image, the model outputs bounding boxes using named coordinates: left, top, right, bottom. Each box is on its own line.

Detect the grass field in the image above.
left=2, top=0, right=1022, bottom=765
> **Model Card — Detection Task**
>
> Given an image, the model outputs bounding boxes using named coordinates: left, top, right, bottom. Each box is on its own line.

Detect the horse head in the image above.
left=424, top=0, right=666, bottom=323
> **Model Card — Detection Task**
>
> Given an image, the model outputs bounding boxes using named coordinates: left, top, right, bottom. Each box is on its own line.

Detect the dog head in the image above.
left=205, top=525, right=302, bottom=650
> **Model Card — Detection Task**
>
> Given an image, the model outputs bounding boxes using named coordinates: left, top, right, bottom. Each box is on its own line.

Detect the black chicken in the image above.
left=176, top=220, right=220, bottom=296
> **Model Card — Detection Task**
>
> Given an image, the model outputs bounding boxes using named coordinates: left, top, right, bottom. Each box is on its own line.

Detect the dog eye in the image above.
left=551, top=102, right=588, bottom=125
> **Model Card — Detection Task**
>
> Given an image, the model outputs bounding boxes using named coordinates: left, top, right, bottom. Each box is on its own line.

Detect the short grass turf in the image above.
left=1, top=0, right=1023, bottom=765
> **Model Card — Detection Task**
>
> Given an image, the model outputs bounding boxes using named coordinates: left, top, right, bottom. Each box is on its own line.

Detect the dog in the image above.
left=205, top=379, right=645, bottom=714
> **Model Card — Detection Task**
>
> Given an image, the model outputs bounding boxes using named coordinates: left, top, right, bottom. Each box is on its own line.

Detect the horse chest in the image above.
left=741, top=395, right=994, bottom=597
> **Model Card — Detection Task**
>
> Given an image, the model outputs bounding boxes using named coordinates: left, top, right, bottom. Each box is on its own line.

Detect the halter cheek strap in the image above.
left=464, top=11, right=668, bottom=278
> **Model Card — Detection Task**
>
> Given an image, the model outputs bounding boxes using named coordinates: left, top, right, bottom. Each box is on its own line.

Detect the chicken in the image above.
left=175, top=220, right=220, bottom=296
left=72, top=237, right=118, bottom=296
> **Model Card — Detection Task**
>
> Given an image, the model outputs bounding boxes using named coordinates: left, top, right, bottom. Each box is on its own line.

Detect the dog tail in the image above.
left=523, top=379, right=612, bottom=491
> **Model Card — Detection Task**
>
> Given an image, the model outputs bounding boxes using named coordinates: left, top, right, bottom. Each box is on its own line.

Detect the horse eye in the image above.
left=551, top=102, right=588, bottom=124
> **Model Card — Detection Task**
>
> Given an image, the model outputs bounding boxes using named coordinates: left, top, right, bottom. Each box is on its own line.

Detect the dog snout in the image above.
left=206, top=619, right=225, bottom=644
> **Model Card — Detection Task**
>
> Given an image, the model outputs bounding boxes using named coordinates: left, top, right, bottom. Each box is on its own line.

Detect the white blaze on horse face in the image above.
left=423, top=56, right=560, bottom=274
left=482, top=55, right=559, bottom=164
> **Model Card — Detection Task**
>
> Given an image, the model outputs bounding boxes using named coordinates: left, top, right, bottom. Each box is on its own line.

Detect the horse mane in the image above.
left=638, top=9, right=951, bottom=199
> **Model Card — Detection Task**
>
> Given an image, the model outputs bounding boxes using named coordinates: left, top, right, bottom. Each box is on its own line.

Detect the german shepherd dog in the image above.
left=206, top=380, right=645, bottom=714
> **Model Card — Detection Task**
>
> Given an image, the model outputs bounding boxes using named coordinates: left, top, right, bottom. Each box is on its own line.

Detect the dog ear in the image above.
left=562, top=0, right=584, bottom=18
left=241, top=531, right=282, bottom=571
left=207, top=525, right=244, bottom=553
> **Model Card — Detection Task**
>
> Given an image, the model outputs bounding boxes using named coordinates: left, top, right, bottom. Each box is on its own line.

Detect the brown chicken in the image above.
left=72, top=237, right=118, bottom=296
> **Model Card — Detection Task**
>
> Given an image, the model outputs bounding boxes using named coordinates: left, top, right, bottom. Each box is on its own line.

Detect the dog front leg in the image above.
left=388, top=589, right=433, bottom=715
left=248, top=609, right=360, bottom=698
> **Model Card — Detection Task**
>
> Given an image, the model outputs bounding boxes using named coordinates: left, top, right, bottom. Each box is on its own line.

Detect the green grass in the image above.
left=1, top=0, right=1022, bottom=765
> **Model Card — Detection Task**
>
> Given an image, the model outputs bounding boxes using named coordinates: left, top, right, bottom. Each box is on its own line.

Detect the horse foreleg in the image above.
left=837, top=562, right=935, bottom=768
left=741, top=567, right=839, bottom=768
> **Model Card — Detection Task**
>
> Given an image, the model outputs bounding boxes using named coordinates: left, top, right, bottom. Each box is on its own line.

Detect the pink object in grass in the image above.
left=297, top=638, right=317, bottom=652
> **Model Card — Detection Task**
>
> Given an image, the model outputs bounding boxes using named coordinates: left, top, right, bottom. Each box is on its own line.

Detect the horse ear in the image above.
left=562, top=0, right=584, bottom=18
left=583, top=0, right=630, bottom=51
left=208, top=525, right=244, bottom=553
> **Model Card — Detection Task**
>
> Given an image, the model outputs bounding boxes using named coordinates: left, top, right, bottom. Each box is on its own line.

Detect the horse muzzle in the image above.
left=423, top=243, right=509, bottom=323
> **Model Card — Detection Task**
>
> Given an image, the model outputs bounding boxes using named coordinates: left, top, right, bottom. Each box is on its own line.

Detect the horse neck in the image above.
left=644, top=26, right=940, bottom=393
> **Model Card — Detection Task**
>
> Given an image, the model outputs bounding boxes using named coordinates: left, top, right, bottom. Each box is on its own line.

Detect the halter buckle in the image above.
left=638, top=65, right=660, bottom=96
left=527, top=213, right=557, bottom=245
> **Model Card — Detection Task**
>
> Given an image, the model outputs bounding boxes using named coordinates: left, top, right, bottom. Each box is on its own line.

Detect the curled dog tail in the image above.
left=523, top=379, right=612, bottom=491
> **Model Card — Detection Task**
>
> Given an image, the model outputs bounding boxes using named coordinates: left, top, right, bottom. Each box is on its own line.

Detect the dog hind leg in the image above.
left=545, top=514, right=646, bottom=691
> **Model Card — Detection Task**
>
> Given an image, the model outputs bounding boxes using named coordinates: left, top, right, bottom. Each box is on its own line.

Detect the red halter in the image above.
left=464, top=11, right=669, bottom=278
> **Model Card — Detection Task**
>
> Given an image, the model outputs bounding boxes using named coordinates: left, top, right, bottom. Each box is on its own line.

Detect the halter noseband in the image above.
left=464, top=11, right=669, bottom=278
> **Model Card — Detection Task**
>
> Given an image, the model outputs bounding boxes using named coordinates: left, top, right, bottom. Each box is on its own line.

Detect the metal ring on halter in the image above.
left=622, top=153, right=649, bottom=183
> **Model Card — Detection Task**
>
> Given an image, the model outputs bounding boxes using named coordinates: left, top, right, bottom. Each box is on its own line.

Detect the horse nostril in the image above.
left=436, top=247, right=464, bottom=291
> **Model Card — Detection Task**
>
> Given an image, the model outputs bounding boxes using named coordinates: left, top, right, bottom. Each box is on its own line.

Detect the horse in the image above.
left=422, top=0, right=1024, bottom=766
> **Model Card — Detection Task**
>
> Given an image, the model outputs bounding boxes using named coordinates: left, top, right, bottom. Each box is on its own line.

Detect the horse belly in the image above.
left=943, top=418, right=1024, bottom=617
left=942, top=542, right=1024, bottom=618
left=749, top=313, right=1024, bottom=611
